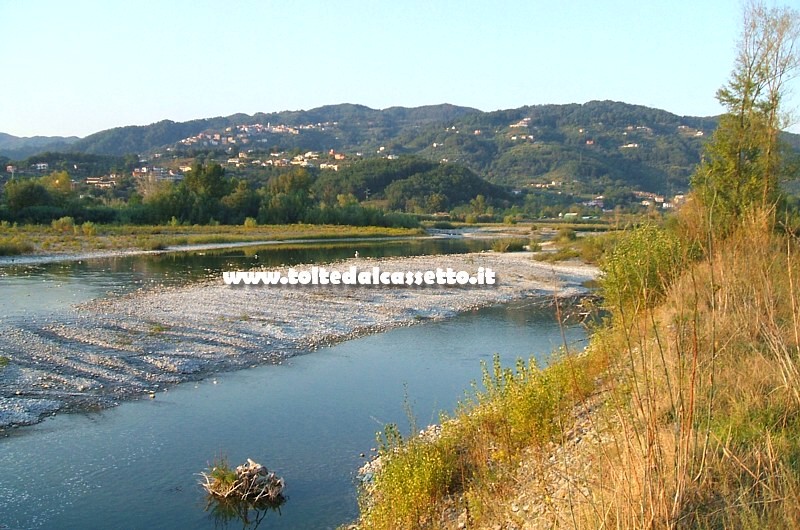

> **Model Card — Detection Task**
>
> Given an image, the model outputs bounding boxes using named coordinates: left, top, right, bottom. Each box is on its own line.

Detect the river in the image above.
left=0, top=239, right=587, bottom=529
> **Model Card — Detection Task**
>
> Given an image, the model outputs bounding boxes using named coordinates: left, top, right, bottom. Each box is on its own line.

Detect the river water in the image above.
left=0, top=239, right=587, bottom=529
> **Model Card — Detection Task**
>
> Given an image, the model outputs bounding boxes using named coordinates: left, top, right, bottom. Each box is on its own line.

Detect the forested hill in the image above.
left=0, top=100, right=754, bottom=194
left=0, top=132, right=80, bottom=159
left=71, top=104, right=481, bottom=158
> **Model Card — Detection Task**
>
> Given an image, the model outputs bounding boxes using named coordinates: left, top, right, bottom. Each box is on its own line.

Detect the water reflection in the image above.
left=205, top=495, right=285, bottom=530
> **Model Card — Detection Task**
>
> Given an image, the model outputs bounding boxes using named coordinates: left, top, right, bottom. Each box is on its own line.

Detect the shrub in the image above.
left=0, top=238, right=33, bottom=255
left=243, top=217, right=258, bottom=228
left=51, top=216, right=75, bottom=232
left=556, top=227, right=577, bottom=242
left=491, top=238, right=528, bottom=252
left=600, top=223, right=685, bottom=313
left=81, top=221, right=97, bottom=236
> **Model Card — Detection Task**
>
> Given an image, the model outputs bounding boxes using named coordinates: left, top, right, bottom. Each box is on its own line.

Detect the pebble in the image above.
left=0, top=252, right=597, bottom=429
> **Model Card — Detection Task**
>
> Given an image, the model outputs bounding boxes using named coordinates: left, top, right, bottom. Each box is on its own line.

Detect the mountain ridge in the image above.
left=5, top=101, right=790, bottom=195
left=0, top=101, right=705, bottom=155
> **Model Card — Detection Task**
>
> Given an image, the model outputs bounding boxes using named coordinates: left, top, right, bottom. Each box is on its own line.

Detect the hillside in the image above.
left=6, top=101, right=800, bottom=197
left=1, top=101, right=720, bottom=195
left=70, top=104, right=480, bottom=158
left=0, top=132, right=79, bottom=159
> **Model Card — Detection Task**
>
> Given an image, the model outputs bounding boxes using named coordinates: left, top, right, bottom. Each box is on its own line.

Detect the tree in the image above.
left=258, top=168, right=313, bottom=224
left=39, top=170, right=73, bottom=202
left=4, top=179, right=52, bottom=212
left=184, top=163, right=229, bottom=199
left=221, top=180, right=259, bottom=224
left=691, top=1, right=800, bottom=232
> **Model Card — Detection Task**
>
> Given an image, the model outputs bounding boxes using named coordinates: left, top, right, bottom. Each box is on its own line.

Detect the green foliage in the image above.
left=0, top=355, right=9, bottom=369
left=366, top=427, right=459, bottom=528
left=39, top=170, right=73, bottom=198
left=314, top=156, right=438, bottom=202
left=243, top=216, right=258, bottom=228
left=259, top=168, right=313, bottom=224
left=183, top=163, right=228, bottom=199
left=204, top=457, right=239, bottom=495
left=600, top=223, right=685, bottom=313
left=575, top=233, right=615, bottom=264
left=359, top=351, right=603, bottom=529
left=381, top=162, right=507, bottom=213
left=4, top=179, right=52, bottom=212
left=690, top=3, right=800, bottom=236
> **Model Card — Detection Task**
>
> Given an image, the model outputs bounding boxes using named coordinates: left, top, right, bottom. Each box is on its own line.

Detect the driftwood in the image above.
left=200, top=458, right=285, bottom=503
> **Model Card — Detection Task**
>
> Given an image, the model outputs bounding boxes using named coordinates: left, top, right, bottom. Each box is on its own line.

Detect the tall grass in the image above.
left=354, top=209, right=800, bottom=529
left=569, top=209, right=800, bottom=528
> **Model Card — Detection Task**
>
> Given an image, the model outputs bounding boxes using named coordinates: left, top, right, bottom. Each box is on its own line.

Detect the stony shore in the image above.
left=0, top=251, right=597, bottom=430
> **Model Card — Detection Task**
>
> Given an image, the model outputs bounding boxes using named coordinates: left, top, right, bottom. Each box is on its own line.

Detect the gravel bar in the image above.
left=0, top=252, right=597, bottom=430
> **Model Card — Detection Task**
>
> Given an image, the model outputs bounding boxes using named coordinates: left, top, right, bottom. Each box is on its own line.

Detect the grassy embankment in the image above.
left=0, top=219, right=424, bottom=256
left=354, top=207, right=800, bottom=529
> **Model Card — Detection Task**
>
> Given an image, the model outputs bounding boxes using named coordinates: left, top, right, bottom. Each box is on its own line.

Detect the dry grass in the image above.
left=562, top=210, right=800, bottom=529
left=353, top=208, right=800, bottom=530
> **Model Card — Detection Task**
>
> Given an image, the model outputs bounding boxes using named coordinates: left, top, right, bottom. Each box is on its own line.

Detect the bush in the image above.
left=51, top=216, right=75, bottom=232
left=491, top=238, right=529, bottom=252
left=600, top=223, right=685, bottom=312
left=243, top=217, right=258, bottom=228
left=556, top=227, right=577, bottom=242
left=358, top=351, right=605, bottom=529
left=0, top=238, right=33, bottom=256
left=81, top=221, right=97, bottom=236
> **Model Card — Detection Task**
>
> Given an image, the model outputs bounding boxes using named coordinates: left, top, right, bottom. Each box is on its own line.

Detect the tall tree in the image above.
left=691, top=1, right=800, bottom=231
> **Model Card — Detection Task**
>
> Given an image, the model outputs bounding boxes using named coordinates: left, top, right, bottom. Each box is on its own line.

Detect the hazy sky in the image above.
left=1, top=0, right=794, bottom=138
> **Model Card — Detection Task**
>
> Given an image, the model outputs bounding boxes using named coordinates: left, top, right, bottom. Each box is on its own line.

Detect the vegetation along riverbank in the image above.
left=350, top=4, right=800, bottom=528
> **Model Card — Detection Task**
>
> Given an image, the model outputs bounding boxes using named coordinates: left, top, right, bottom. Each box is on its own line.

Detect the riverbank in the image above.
left=0, top=224, right=535, bottom=267
left=0, top=222, right=425, bottom=258
left=0, top=251, right=597, bottom=431
left=353, top=217, right=800, bottom=529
